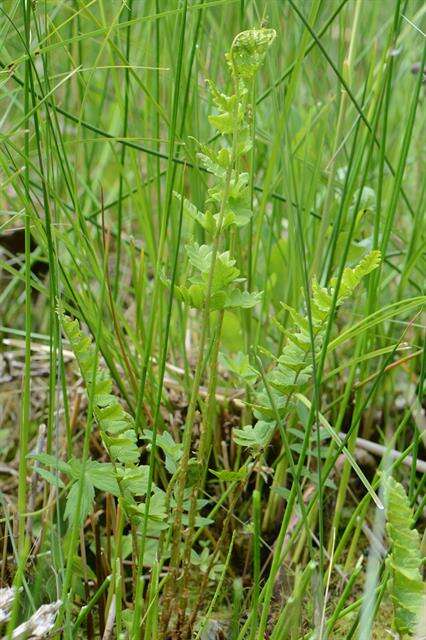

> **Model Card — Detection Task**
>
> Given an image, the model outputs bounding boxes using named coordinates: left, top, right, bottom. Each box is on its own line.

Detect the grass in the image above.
left=0, top=1, right=425, bottom=639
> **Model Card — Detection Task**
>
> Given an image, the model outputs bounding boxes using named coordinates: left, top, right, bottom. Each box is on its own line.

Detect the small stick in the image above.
left=101, top=595, right=116, bottom=640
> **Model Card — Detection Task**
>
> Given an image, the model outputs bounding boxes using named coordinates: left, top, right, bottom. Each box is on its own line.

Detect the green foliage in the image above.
left=56, top=315, right=167, bottom=532
left=141, top=429, right=182, bottom=474
left=253, top=250, right=381, bottom=419
left=62, top=316, right=139, bottom=466
left=331, top=250, right=381, bottom=304
left=171, top=28, right=276, bottom=316
left=64, top=479, right=95, bottom=525
left=206, top=80, right=246, bottom=136
left=210, top=467, right=249, bottom=482
left=385, top=476, right=425, bottom=636
left=175, top=243, right=261, bottom=310
left=219, top=350, right=258, bottom=384
left=233, top=251, right=381, bottom=454
left=3, top=5, right=423, bottom=639
left=226, top=28, right=277, bottom=80
left=232, top=420, right=276, bottom=451
left=190, top=544, right=224, bottom=581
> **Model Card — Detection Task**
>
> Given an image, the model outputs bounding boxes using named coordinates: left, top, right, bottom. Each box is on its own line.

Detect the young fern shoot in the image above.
left=162, top=27, right=276, bottom=635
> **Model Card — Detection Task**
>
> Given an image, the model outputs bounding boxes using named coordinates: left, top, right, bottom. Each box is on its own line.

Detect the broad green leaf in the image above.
left=221, top=311, right=245, bottom=351
left=233, top=420, right=275, bottom=450
left=28, top=452, right=72, bottom=476
left=119, top=466, right=150, bottom=496
left=64, top=480, right=95, bottom=525
left=136, top=488, right=168, bottom=530
left=84, top=460, right=120, bottom=495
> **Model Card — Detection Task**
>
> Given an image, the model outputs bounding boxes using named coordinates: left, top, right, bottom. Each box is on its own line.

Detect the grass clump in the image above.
left=0, top=1, right=425, bottom=639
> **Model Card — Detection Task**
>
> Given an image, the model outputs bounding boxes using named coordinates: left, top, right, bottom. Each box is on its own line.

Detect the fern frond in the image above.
left=62, top=315, right=170, bottom=537
left=253, top=251, right=381, bottom=420
left=226, top=28, right=277, bottom=80
left=61, top=316, right=139, bottom=467
left=171, top=31, right=275, bottom=319
left=176, top=243, right=261, bottom=311
left=385, top=476, right=425, bottom=635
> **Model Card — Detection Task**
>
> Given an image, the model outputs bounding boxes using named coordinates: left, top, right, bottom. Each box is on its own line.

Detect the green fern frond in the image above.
left=385, top=476, right=425, bottom=636
left=170, top=30, right=275, bottom=317
left=226, top=28, right=277, bottom=80
left=61, top=315, right=169, bottom=536
left=176, top=243, right=262, bottom=311
left=61, top=315, right=139, bottom=467
left=253, top=250, right=381, bottom=420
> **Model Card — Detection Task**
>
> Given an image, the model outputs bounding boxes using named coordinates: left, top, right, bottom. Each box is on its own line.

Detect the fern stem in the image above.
left=162, top=127, right=238, bottom=635
left=177, top=311, right=225, bottom=625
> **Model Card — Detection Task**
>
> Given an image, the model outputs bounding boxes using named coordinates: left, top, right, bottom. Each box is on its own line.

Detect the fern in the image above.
left=62, top=315, right=139, bottom=466
left=250, top=250, right=381, bottom=421
left=233, top=420, right=276, bottom=451
left=385, top=476, right=425, bottom=636
left=231, top=253, right=383, bottom=528
left=172, top=28, right=276, bottom=315
left=56, top=315, right=167, bottom=535
left=162, top=30, right=276, bottom=631
left=226, top=28, right=277, bottom=81
left=330, top=249, right=381, bottom=304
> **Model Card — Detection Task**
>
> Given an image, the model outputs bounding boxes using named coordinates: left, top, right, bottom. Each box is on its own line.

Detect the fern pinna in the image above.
left=385, top=476, right=425, bottom=636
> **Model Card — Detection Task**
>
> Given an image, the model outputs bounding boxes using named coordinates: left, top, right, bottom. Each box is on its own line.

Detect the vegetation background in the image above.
left=0, top=0, right=424, bottom=639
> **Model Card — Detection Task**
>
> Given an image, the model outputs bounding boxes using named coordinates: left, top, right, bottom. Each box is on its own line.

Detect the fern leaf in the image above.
left=227, top=28, right=277, bottom=80
left=62, top=316, right=139, bottom=467
left=233, top=421, right=275, bottom=451
left=224, top=289, right=262, bottom=309
left=331, top=249, right=381, bottom=303
left=254, top=251, right=381, bottom=420
left=385, top=476, right=425, bottom=635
